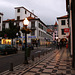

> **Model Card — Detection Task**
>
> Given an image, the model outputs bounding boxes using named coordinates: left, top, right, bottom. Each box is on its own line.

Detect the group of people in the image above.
left=56, top=41, right=68, bottom=49
left=57, top=42, right=62, bottom=49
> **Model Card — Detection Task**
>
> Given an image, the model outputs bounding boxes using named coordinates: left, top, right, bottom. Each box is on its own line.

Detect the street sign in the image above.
left=28, top=36, right=36, bottom=38
left=64, top=28, right=69, bottom=32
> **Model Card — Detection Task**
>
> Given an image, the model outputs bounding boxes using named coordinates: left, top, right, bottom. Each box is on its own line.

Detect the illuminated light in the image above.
left=1, top=39, right=11, bottom=45
left=56, top=37, right=58, bottom=40
left=23, top=18, right=29, bottom=26
left=16, top=40, right=19, bottom=43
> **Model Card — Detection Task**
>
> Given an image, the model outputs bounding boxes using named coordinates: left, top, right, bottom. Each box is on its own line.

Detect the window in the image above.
left=31, top=30, right=35, bottom=35
left=17, top=9, right=20, bottom=13
left=17, top=16, right=20, bottom=20
left=55, top=35, right=56, bottom=37
left=31, top=21, right=35, bottom=28
left=0, top=17, right=1, bottom=23
left=3, top=24, right=5, bottom=29
left=39, top=31, right=40, bottom=36
left=23, top=33, right=25, bottom=36
left=39, top=23, right=43, bottom=30
left=30, top=14, right=31, bottom=17
left=25, top=10, right=27, bottom=14
left=61, top=29, right=65, bottom=35
left=61, top=20, right=66, bottom=25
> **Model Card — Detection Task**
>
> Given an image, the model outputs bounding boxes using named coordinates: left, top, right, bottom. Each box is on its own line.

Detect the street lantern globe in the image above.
left=23, top=18, right=29, bottom=26
left=56, top=37, right=58, bottom=40
left=16, top=33, right=18, bottom=36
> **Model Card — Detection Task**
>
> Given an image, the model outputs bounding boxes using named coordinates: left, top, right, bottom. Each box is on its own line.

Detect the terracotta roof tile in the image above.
left=27, top=16, right=35, bottom=20
left=47, top=29, right=53, bottom=32
left=55, top=22, right=58, bottom=25
left=57, top=15, right=68, bottom=19
left=3, top=19, right=15, bottom=22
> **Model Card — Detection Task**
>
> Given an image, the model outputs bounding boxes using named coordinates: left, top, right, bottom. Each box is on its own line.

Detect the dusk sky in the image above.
left=0, top=0, right=67, bottom=25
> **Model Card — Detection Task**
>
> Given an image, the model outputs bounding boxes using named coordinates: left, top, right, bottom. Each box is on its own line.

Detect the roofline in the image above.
left=3, top=18, right=47, bottom=27
left=15, top=6, right=37, bottom=17
left=0, top=13, right=3, bottom=15
left=30, top=18, right=47, bottom=27
left=57, top=15, right=68, bottom=19
left=57, top=17, right=68, bottom=19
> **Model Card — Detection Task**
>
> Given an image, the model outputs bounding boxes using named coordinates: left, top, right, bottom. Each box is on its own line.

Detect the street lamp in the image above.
left=55, top=37, right=59, bottom=49
left=56, top=37, right=58, bottom=40
left=16, top=33, right=18, bottom=50
left=21, top=18, right=29, bottom=64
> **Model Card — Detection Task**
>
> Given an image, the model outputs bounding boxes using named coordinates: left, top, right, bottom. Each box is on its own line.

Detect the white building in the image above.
left=66, top=0, right=73, bottom=56
left=15, top=7, right=37, bottom=20
left=0, top=13, right=3, bottom=31
left=57, top=15, right=69, bottom=44
left=0, top=13, right=3, bottom=42
left=53, top=22, right=58, bottom=41
left=2, top=7, right=52, bottom=46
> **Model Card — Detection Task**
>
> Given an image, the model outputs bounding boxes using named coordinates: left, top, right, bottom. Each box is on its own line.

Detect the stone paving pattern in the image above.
left=0, top=48, right=75, bottom=75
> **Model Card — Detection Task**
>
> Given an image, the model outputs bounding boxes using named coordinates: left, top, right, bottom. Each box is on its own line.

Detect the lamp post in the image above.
left=23, top=18, right=29, bottom=64
left=16, top=33, right=18, bottom=50
left=56, top=37, right=58, bottom=40
left=56, top=37, right=58, bottom=49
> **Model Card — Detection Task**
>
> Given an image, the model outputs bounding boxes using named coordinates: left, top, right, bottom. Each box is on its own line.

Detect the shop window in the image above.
left=2, top=39, right=11, bottom=45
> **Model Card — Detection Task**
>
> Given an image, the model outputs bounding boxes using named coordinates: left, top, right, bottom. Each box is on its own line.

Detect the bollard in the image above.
left=38, top=53, right=40, bottom=58
left=61, top=73, right=63, bottom=75
left=9, top=63, right=13, bottom=71
left=43, top=52, right=44, bottom=56
left=47, top=51, right=48, bottom=53
left=32, top=55, right=34, bottom=61
left=46, top=51, right=47, bottom=54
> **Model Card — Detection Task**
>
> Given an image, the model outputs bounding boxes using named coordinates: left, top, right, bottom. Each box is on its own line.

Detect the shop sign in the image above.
left=28, top=36, right=36, bottom=38
left=64, top=28, right=69, bottom=33
left=18, top=36, right=36, bottom=38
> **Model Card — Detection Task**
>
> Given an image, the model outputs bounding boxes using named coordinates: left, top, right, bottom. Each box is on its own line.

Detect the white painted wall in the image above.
left=58, top=19, right=68, bottom=40
left=0, top=14, right=3, bottom=31
left=3, top=7, right=53, bottom=45
left=69, top=0, right=73, bottom=55
left=15, top=7, right=35, bottom=20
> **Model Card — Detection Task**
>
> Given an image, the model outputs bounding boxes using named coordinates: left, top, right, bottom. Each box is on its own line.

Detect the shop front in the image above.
left=1, top=39, right=11, bottom=45
left=60, top=38, right=67, bottom=47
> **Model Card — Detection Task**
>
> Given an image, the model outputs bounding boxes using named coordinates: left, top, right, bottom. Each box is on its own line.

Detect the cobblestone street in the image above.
left=0, top=47, right=75, bottom=75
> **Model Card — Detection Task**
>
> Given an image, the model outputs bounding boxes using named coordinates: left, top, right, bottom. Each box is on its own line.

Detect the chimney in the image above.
left=32, top=10, right=34, bottom=14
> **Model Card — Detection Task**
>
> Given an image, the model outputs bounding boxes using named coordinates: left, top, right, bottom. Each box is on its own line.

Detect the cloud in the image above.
left=0, top=0, right=67, bottom=24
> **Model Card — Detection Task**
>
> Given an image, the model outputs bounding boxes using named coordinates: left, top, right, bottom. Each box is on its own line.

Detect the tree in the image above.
left=0, top=20, right=20, bottom=45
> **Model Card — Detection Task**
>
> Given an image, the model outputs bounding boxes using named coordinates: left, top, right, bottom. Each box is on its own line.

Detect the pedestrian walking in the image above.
left=60, top=42, right=62, bottom=49
left=57, top=42, right=60, bottom=49
left=66, top=42, right=68, bottom=49
left=66, top=42, right=69, bottom=57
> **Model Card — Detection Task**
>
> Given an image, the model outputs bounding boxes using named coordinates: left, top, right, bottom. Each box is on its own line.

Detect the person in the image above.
left=66, top=42, right=68, bottom=49
left=60, top=42, right=62, bottom=49
left=66, top=42, right=69, bottom=57
left=57, top=42, right=60, bottom=49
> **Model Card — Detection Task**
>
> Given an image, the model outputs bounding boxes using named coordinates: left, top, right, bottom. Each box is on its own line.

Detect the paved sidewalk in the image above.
left=0, top=48, right=75, bottom=75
